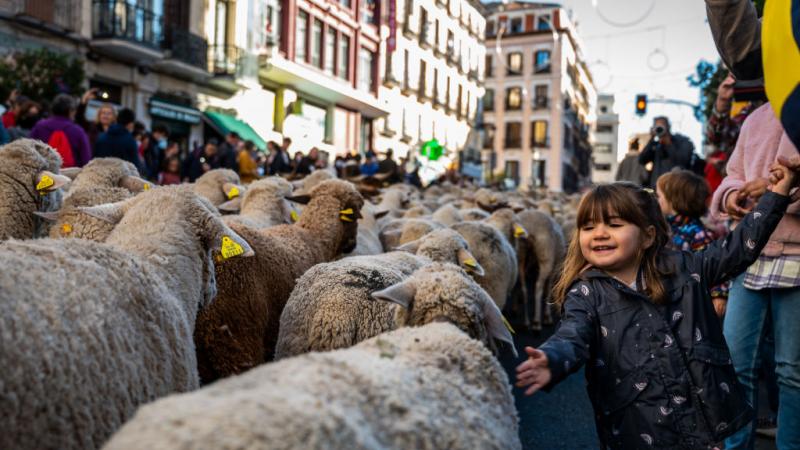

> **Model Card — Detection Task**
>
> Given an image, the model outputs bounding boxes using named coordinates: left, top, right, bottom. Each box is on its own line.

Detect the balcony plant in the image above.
left=0, top=48, right=84, bottom=105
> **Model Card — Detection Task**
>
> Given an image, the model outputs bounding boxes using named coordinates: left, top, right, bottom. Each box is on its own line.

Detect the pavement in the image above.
left=497, top=326, right=777, bottom=450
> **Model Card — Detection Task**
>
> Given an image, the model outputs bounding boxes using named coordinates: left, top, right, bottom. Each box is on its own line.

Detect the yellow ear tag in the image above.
left=514, top=225, right=526, bottom=238
left=143, top=183, right=151, bottom=191
left=36, top=175, right=54, bottom=193
left=463, top=258, right=478, bottom=268
left=61, top=223, right=73, bottom=235
left=339, top=208, right=354, bottom=222
left=227, top=186, right=240, bottom=200
left=220, top=235, right=244, bottom=259
left=290, top=210, right=299, bottom=222
left=340, top=214, right=354, bottom=222
left=490, top=195, right=497, bottom=203
left=502, top=315, right=516, bottom=334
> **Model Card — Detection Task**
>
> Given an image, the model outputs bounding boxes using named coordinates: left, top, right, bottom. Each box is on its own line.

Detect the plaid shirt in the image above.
left=667, top=214, right=729, bottom=300
left=744, top=254, right=800, bottom=289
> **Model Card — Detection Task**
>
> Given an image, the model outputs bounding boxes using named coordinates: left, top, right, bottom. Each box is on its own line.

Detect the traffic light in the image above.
left=635, top=94, right=647, bottom=116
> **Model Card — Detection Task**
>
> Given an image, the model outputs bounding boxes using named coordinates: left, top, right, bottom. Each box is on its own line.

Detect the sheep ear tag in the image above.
left=227, top=186, right=240, bottom=200
left=290, top=210, right=299, bottom=222
left=220, top=236, right=245, bottom=260
left=502, top=315, right=515, bottom=335
left=61, top=223, right=73, bottom=236
left=36, top=175, right=54, bottom=193
left=514, top=225, right=528, bottom=238
left=339, top=208, right=355, bottom=222
left=36, top=171, right=70, bottom=194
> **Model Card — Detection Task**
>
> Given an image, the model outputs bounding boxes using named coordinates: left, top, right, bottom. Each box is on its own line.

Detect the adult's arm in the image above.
left=638, top=139, right=656, bottom=165
left=705, top=0, right=763, bottom=80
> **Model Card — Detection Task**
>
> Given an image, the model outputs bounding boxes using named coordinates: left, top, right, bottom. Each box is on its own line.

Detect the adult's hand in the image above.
left=725, top=189, right=751, bottom=219
left=716, top=74, right=736, bottom=113
left=81, top=88, right=97, bottom=105
left=738, top=178, right=769, bottom=201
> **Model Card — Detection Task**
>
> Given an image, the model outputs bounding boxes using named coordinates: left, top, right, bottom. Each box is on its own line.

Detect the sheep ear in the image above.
left=35, top=171, right=71, bottom=194
left=206, top=221, right=255, bottom=261
left=285, top=194, right=311, bottom=205
left=222, top=183, right=244, bottom=201
left=482, top=298, right=517, bottom=357
left=395, top=238, right=421, bottom=254
left=371, top=279, right=417, bottom=308
left=513, top=223, right=529, bottom=239
left=119, top=175, right=152, bottom=193
left=75, top=201, right=128, bottom=224
left=33, top=211, right=61, bottom=221
left=458, top=248, right=485, bottom=277
left=374, top=209, right=390, bottom=219
left=283, top=202, right=300, bottom=224
left=60, top=167, right=82, bottom=180
left=217, top=197, right=242, bottom=213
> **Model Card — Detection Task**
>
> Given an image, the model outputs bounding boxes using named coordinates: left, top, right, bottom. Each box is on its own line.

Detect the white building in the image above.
left=374, top=0, right=486, bottom=177
left=592, top=93, right=619, bottom=183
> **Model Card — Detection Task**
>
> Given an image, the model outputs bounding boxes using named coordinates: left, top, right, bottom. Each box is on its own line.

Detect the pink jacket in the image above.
left=711, top=103, right=800, bottom=256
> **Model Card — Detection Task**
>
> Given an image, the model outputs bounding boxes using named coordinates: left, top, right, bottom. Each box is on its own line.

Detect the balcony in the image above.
left=209, top=45, right=241, bottom=76
left=157, top=28, right=209, bottom=81
left=91, top=0, right=163, bottom=62
left=533, top=97, right=549, bottom=110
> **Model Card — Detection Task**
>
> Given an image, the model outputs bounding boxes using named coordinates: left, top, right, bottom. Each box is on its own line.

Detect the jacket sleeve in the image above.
left=692, top=191, right=790, bottom=287
left=705, top=0, right=763, bottom=80
left=638, top=140, right=656, bottom=165
left=539, top=286, right=596, bottom=390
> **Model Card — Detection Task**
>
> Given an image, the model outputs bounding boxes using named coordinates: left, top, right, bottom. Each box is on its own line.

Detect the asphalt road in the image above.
left=497, top=327, right=777, bottom=450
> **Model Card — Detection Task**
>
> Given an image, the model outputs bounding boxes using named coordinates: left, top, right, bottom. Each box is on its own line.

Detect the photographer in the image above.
left=638, top=116, right=696, bottom=187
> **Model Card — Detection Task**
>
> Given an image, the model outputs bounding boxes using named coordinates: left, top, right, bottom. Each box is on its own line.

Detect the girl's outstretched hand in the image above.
left=768, top=155, right=800, bottom=200
left=515, top=346, right=552, bottom=396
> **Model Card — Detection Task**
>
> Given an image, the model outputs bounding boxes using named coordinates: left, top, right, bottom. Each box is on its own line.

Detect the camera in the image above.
left=653, top=126, right=666, bottom=137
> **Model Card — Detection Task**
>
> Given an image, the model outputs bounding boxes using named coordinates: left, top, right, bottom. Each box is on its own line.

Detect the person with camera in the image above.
left=638, top=116, right=697, bottom=188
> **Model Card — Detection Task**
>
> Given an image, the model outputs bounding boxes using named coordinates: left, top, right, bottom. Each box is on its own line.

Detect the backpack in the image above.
left=48, top=130, right=76, bottom=168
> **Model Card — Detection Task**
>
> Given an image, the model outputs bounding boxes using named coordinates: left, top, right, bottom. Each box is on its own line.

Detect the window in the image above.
left=358, top=48, right=374, bottom=92
left=432, top=68, right=439, bottom=101
left=214, top=0, right=229, bottom=48
left=361, top=0, right=377, bottom=24
left=447, top=30, right=455, bottom=55
left=324, top=28, right=336, bottom=74
left=507, top=52, right=522, bottom=75
left=595, top=144, right=613, bottom=154
left=338, top=34, right=350, bottom=79
left=505, top=122, right=522, bottom=148
left=534, top=50, right=551, bottom=73
left=485, top=54, right=493, bottom=78
left=483, top=125, right=495, bottom=149
left=532, top=120, right=548, bottom=147
left=419, top=8, right=429, bottom=44
left=537, top=14, right=551, bottom=30
left=486, top=20, right=495, bottom=37
left=419, top=59, right=427, bottom=97
left=534, top=85, right=548, bottom=108
left=457, top=84, right=464, bottom=117
left=340, top=0, right=351, bottom=7
left=483, top=88, right=494, bottom=111
left=506, top=87, right=522, bottom=110
left=597, top=124, right=614, bottom=133
left=510, top=17, right=523, bottom=34
left=403, top=49, right=410, bottom=89
left=311, top=19, right=323, bottom=68
left=600, top=105, right=608, bottom=114
left=505, top=160, right=520, bottom=185
left=296, top=10, right=308, bottom=62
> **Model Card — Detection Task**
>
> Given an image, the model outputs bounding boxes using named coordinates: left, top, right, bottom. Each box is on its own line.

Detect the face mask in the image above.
left=158, top=138, right=167, bottom=150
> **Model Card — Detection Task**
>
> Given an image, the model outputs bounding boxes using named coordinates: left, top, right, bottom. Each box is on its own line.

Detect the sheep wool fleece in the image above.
left=103, top=323, right=521, bottom=450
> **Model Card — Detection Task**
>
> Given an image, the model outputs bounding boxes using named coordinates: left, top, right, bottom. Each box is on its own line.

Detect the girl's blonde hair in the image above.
left=553, top=182, right=672, bottom=307
left=95, top=103, right=117, bottom=124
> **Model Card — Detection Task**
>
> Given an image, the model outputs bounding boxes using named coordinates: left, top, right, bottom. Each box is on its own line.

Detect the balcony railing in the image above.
left=209, top=45, right=242, bottom=76
left=92, top=0, right=163, bottom=48
left=533, top=97, right=549, bottom=109
left=163, top=28, right=208, bottom=69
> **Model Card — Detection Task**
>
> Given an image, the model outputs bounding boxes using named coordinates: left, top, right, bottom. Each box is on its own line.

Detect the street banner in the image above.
left=388, top=0, right=397, bottom=53
left=763, top=0, right=800, bottom=149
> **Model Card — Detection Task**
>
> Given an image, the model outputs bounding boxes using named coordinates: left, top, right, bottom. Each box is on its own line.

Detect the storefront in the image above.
left=148, top=97, right=204, bottom=153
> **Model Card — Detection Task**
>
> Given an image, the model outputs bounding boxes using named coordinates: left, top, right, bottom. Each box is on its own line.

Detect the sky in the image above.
left=535, top=0, right=722, bottom=159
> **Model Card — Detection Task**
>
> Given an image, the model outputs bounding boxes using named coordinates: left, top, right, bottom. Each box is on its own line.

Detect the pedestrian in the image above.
left=218, top=131, right=241, bottom=172
left=515, top=159, right=800, bottom=448
left=158, top=156, right=182, bottom=186
left=7, top=99, right=42, bottom=141
left=93, top=108, right=144, bottom=174
left=30, top=94, right=92, bottom=167
left=293, top=147, right=318, bottom=177
left=266, top=140, right=291, bottom=175
left=237, top=140, right=260, bottom=184
left=656, top=169, right=729, bottom=318
left=378, top=148, right=400, bottom=183
left=184, top=139, right=224, bottom=182
left=361, top=151, right=379, bottom=176
left=76, top=88, right=116, bottom=152
left=143, top=124, right=169, bottom=182
left=710, top=102, right=800, bottom=450
left=615, top=138, right=649, bottom=185
left=638, top=116, right=697, bottom=187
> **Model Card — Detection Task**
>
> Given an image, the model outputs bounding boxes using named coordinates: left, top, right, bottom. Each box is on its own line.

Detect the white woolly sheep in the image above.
left=193, top=169, right=243, bottom=207
left=218, top=176, right=297, bottom=229
left=379, top=217, right=444, bottom=251
left=451, top=221, right=518, bottom=309
left=104, top=323, right=521, bottom=450
left=0, top=186, right=254, bottom=450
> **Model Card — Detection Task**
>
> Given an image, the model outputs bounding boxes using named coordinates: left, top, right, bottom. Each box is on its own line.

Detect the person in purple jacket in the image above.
left=30, top=94, right=92, bottom=167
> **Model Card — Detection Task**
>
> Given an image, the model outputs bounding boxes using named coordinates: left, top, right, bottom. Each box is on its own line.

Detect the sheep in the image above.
left=218, top=176, right=297, bottom=229
left=461, top=208, right=491, bottom=221
left=451, top=221, right=518, bottom=309
left=343, top=202, right=389, bottom=256
left=193, top=179, right=365, bottom=384
left=379, top=217, right=443, bottom=251
left=275, top=229, right=487, bottom=358
left=193, top=169, right=243, bottom=207
left=103, top=322, right=520, bottom=450
left=514, top=209, right=567, bottom=330
left=35, top=158, right=150, bottom=240
left=0, top=186, right=254, bottom=450
left=402, top=204, right=431, bottom=218
left=373, top=185, right=410, bottom=218
left=0, top=139, right=70, bottom=239
left=291, top=168, right=334, bottom=193
left=432, top=203, right=463, bottom=225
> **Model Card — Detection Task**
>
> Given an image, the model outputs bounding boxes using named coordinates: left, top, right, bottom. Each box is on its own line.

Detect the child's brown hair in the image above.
left=553, top=183, right=672, bottom=307
left=656, top=169, right=710, bottom=218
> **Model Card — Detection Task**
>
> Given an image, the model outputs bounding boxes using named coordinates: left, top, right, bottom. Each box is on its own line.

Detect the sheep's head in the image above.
left=485, top=208, right=529, bottom=244
left=475, top=188, right=508, bottom=212
left=0, top=139, right=71, bottom=239
left=396, top=229, right=485, bottom=276
left=219, top=176, right=298, bottom=223
left=371, top=263, right=516, bottom=357
left=288, top=179, right=364, bottom=255
left=194, top=169, right=243, bottom=207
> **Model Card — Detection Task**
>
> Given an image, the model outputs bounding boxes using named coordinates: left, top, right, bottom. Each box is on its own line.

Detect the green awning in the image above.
left=204, top=111, right=267, bottom=151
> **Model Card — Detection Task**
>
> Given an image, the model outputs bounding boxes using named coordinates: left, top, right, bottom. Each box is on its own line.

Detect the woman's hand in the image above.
left=768, top=155, right=800, bottom=199
left=515, top=347, right=552, bottom=396
left=713, top=299, right=727, bottom=318
left=739, top=178, right=769, bottom=201
left=725, top=190, right=751, bottom=220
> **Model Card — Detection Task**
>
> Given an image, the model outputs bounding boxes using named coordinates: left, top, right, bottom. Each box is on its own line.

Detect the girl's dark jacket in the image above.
left=540, top=192, right=790, bottom=449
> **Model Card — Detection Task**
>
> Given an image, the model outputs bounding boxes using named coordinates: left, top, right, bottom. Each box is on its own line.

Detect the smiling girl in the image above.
left=515, top=159, right=799, bottom=449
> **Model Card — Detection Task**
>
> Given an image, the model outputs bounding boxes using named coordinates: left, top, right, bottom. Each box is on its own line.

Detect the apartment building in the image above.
left=374, top=0, right=486, bottom=174
left=482, top=1, right=596, bottom=193
left=592, top=93, right=619, bottom=183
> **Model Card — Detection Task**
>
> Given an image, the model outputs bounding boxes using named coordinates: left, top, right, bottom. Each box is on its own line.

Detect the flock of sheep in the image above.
left=0, top=139, right=579, bottom=450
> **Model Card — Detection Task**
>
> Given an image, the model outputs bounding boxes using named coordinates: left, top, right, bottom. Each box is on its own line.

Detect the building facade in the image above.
left=482, top=1, right=596, bottom=193
left=592, top=93, right=619, bottom=183
left=373, top=0, right=486, bottom=178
